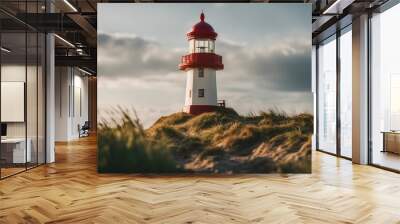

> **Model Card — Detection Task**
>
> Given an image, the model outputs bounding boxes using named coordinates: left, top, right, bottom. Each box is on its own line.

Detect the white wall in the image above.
left=71, top=73, right=89, bottom=138
left=184, top=68, right=217, bottom=106
left=55, top=67, right=70, bottom=141
left=1, top=82, right=25, bottom=122
left=55, top=67, right=89, bottom=141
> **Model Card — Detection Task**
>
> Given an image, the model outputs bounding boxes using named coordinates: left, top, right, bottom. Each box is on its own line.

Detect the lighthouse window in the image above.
left=196, top=41, right=206, bottom=53
left=198, top=68, right=204, bottom=78
left=198, top=89, right=205, bottom=98
left=194, top=40, right=214, bottom=53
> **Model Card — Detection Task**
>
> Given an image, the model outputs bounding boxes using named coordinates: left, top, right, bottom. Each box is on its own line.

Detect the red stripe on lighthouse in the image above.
left=185, top=105, right=218, bottom=115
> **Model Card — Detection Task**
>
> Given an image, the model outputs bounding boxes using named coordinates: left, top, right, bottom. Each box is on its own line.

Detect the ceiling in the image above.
left=0, top=0, right=394, bottom=75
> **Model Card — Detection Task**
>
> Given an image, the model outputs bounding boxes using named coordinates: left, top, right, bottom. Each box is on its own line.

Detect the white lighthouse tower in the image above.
left=179, top=12, right=224, bottom=115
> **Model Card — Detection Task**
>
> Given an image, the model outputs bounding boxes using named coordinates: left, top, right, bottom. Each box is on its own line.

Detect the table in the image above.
left=382, top=131, right=400, bottom=154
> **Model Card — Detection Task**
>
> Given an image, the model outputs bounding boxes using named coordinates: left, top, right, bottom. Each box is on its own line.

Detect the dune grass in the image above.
left=98, top=109, right=180, bottom=173
left=98, top=107, right=313, bottom=173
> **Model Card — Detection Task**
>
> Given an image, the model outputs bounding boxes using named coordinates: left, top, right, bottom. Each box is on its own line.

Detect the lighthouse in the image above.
left=179, top=12, right=224, bottom=115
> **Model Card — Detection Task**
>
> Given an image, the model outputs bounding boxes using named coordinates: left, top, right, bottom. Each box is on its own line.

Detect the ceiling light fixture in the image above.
left=1, top=47, right=11, bottom=53
left=54, top=34, right=75, bottom=48
left=322, top=0, right=343, bottom=15
left=63, top=0, right=78, bottom=12
left=76, top=48, right=85, bottom=55
left=78, top=67, right=93, bottom=76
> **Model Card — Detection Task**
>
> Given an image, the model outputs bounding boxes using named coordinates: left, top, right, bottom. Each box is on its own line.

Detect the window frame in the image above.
left=198, top=68, right=204, bottom=78
left=315, top=24, right=353, bottom=161
left=198, top=88, right=205, bottom=98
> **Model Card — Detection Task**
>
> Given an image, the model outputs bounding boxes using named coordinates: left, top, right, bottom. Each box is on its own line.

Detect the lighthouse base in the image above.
left=183, top=105, right=218, bottom=115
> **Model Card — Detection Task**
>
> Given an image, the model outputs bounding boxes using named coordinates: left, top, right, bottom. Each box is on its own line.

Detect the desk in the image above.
left=1, top=138, right=31, bottom=164
left=382, top=131, right=400, bottom=155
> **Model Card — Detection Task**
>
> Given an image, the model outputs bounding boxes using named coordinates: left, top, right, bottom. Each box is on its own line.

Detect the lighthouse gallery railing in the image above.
left=179, top=53, right=224, bottom=70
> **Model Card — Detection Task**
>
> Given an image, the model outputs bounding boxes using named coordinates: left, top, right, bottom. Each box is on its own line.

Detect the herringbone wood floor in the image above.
left=1, top=136, right=400, bottom=224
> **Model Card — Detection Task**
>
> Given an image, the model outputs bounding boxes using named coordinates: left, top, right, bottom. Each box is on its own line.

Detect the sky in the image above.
left=98, top=3, right=312, bottom=128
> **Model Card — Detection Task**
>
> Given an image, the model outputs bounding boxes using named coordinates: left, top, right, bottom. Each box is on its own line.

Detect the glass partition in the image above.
left=370, top=3, right=400, bottom=171
left=1, top=31, right=28, bottom=177
left=0, top=2, right=46, bottom=179
left=339, top=27, right=352, bottom=158
left=317, top=35, right=337, bottom=154
left=27, top=31, right=38, bottom=169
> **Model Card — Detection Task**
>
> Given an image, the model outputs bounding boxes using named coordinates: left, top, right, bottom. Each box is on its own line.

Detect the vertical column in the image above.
left=46, top=0, right=55, bottom=163
left=54, top=67, right=72, bottom=141
left=46, top=33, right=55, bottom=163
left=336, top=30, right=341, bottom=156
left=88, top=77, right=97, bottom=133
left=352, top=14, right=369, bottom=164
left=312, top=45, right=317, bottom=150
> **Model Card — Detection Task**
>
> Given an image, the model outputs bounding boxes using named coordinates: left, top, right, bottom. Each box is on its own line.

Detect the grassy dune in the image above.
left=98, top=107, right=313, bottom=173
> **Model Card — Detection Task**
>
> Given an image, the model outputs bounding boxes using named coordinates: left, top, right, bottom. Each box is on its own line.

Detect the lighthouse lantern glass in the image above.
left=190, top=39, right=215, bottom=53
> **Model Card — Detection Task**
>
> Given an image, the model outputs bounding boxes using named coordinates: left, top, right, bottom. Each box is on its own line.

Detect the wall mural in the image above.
left=97, top=3, right=313, bottom=174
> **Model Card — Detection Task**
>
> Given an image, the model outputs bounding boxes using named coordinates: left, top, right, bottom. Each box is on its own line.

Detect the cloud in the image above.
left=98, top=33, right=184, bottom=80
left=98, top=33, right=312, bottom=126
left=217, top=38, right=311, bottom=92
left=99, top=33, right=311, bottom=92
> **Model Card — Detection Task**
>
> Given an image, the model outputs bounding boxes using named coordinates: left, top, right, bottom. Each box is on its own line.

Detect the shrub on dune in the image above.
left=98, top=108, right=179, bottom=173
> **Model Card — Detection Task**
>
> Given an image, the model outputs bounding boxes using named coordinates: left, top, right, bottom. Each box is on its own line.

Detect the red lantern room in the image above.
left=179, top=12, right=224, bottom=71
left=179, top=12, right=224, bottom=115
left=187, top=12, right=218, bottom=40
